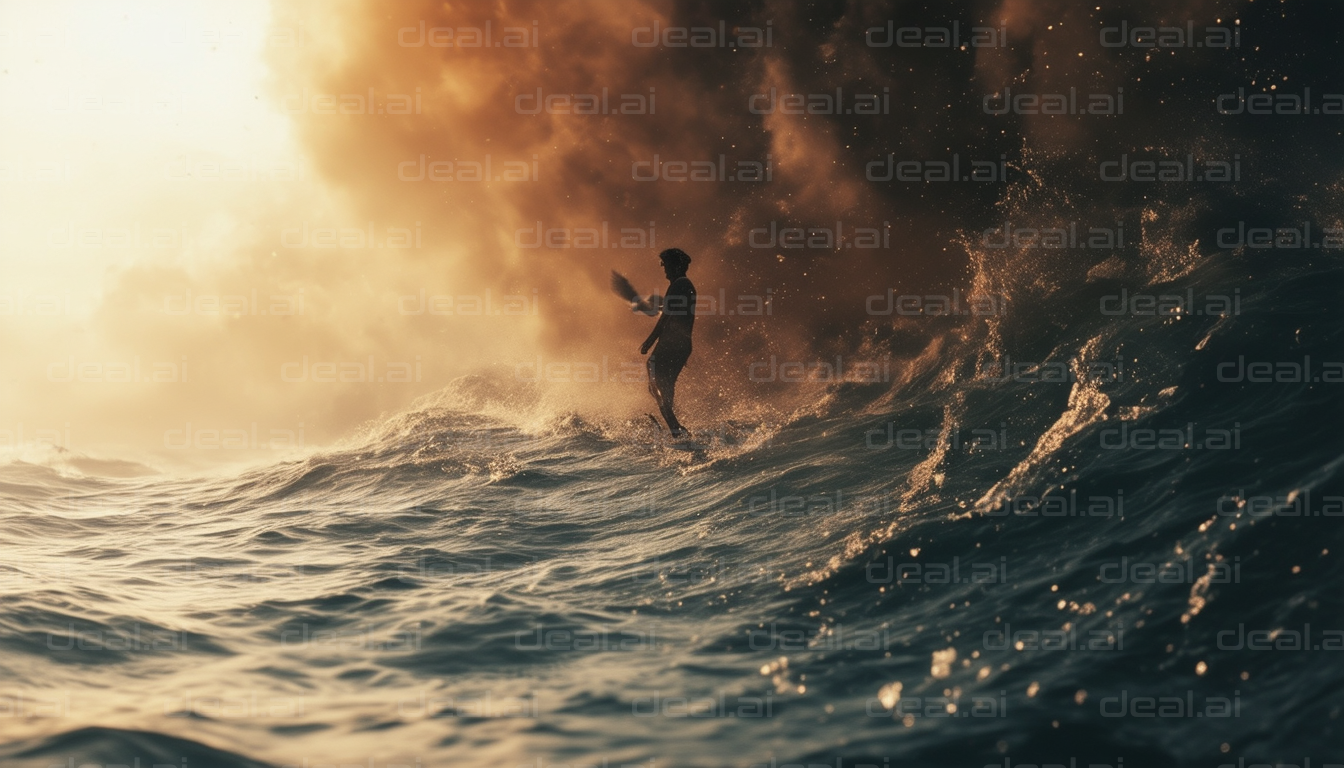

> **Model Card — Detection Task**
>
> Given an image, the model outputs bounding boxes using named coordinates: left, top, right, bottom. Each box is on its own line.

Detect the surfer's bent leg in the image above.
left=648, top=346, right=690, bottom=436
left=646, top=355, right=664, bottom=412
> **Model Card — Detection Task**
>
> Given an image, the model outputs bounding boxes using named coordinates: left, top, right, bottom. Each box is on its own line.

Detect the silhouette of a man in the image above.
left=640, top=248, right=696, bottom=436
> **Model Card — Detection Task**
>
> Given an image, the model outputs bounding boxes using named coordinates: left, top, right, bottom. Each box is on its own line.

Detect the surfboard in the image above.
left=645, top=414, right=705, bottom=452
left=665, top=439, right=704, bottom=453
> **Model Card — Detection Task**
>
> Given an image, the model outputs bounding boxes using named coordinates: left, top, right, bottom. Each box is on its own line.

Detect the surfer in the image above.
left=611, top=249, right=696, bottom=436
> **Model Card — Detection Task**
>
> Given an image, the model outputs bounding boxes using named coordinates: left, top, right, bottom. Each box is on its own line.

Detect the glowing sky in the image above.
left=2, top=0, right=1334, bottom=472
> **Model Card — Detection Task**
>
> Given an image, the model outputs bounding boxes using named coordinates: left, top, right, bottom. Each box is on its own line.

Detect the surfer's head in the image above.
left=659, top=248, right=691, bottom=279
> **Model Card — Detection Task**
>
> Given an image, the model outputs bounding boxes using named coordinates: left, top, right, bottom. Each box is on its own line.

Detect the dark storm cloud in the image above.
left=270, top=0, right=1343, bottom=397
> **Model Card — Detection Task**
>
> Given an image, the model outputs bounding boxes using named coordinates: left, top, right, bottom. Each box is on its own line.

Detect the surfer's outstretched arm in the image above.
left=611, top=271, right=658, bottom=315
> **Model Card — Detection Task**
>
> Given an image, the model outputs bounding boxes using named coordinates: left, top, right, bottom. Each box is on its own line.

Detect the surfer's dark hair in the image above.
left=659, top=248, right=691, bottom=272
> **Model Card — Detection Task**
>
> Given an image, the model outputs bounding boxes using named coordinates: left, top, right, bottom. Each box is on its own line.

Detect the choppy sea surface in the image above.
left=1, top=250, right=1342, bottom=767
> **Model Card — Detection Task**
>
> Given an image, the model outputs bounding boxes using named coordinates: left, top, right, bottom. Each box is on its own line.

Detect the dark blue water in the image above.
left=1, top=250, right=1341, bottom=767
